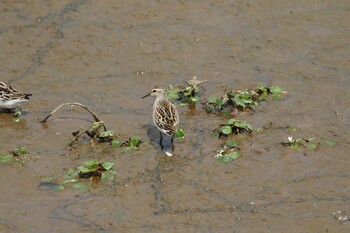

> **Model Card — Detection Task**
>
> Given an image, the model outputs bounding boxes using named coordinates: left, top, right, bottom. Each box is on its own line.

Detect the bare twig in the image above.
left=39, top=102, right=105, bottom=130
left=67, top=121, right=106, bottom=147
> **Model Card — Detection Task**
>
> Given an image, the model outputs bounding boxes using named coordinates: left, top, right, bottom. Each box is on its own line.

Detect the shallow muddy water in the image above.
left=1, top=0, right=350, bottom=232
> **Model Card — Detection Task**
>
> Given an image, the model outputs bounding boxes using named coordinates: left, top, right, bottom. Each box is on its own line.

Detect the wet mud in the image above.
left=1, top=0, right=350, bottom=232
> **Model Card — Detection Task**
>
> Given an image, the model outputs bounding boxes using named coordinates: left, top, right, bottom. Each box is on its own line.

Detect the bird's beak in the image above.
left=141, top=92, right=151, bottom=99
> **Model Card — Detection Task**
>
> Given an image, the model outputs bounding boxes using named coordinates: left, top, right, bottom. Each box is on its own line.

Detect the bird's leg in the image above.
left=170, top=135, right=175, bottom=153
left=170, top=135, right=174, bottom=145
left=160, top=132, right=163, bottom=150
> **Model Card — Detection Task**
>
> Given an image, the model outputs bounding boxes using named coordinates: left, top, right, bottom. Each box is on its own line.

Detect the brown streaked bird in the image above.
left=142, top=87, right=179, bottom=150
left=0, top=81, right=32, bottom=110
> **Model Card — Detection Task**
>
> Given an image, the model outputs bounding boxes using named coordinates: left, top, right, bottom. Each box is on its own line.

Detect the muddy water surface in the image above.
left=1, top=0, right=350, bottom=232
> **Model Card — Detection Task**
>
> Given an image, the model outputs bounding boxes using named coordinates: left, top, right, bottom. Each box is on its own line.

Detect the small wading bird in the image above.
left=142, top=87, right=179, bottom=156
left=0, top=81, right=32, bottom=110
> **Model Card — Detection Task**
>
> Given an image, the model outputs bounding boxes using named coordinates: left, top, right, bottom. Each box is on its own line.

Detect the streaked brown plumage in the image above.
left=0, top=82, right=32, bottom=109
left=142, top=87, right=179, bottom=140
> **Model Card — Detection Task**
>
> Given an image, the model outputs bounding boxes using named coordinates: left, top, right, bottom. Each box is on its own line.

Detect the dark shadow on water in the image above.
left=142, top=124, right=174, bottom=155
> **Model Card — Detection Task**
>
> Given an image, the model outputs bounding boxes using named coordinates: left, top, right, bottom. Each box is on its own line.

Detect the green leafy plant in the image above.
left=217, top=152, right=240, bottom=163
left=120, top=136, right=143, bottom=152
left=215, top=139, right=241, bottom=163
left=281, top=136, right=337, bottom=150
left=204, top=86, right=285, bottom=113
left=281, top=136, right=317, bottom=150
left=166, top=77, right=207, bottom=105
left=269, top=86, right=284, bottom=100
left=217, top=118, right=253, bottom=137
left=0, top=154, right=12, bottom=164
left=12, top=109, right=28, bottom=123
left=227, top=90, right=258, bottom=109
left=323, top=139, right=337, bottom=147
left=111, top=139, right=122, bottom=147
left=98, top=130, right=115, bottom=142
left=0, top=146, right=37, bottom=165
left=12, top=146, right=27, bottom=156
left=76, top=160, right=115, bottom=181
left=40, top=160, right=116, bottom=191
left=39, top=102, right=115, bottom=148
left=205, top=96, right=225, bottom=112
left=175, top=128, right=185, bottom=139
left=226, top=139, right=239, bottom=149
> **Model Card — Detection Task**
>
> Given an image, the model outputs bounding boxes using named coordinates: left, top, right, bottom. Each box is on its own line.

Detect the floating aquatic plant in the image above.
left=40, top=160, right=116, bottom=191
left=166, top=76, right=207, bottom=105
left=175, top=128, right=185, bottom=139
left=67, top=121, right=113, bottom=147
left=12, top=108, right=28, bottom=123
left=12, top=146, right=27, bottom=156
left=119, top=136, right=143, bottom=152
left=216, top=118, right=253, bottom=138
left=204, top=85, right=285, bottom=114
left=281, top=136, right=336, bottom=150
left=0, top=154, right=12, bottom=164
left=0, top=146, right=37, bottom=165
left=215, top=139, right=241, bottom=163
left=216, top=152, right=240, bottom=163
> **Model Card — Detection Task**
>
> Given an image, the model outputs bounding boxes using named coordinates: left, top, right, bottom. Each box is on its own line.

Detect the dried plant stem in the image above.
left=68, top=121, right=105, bottom=147
left=39, top=102, right=105, bottom=130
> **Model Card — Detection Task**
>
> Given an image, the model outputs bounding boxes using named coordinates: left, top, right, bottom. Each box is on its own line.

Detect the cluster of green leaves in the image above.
left=206, top=96, right=225, bottom=112
left=175, top=128, right=185, bottom=139
left=165, top=77, right=207, bottom=106
left=111, top=136, right=143, bottom=152
left=12, top=108, right=29, bottom=123
left=98, top=130, right=115, bottom=142
left=217, top=118, right=253, bottom=137
left=12, top=146, right=27, bottom=156
left=12, top=109, right=23, bottom=122
left=69, top=121, right=112, bottom=147
left=0, top=146, right=35, bottom=164
left=213, top=119, right=253, bottom=163
left=166, top=84, right=200, bottom=106
left=281, top=136, right=336, bottom=150
left=216, top=139, right=241, bottom=163
left=0, top=154, right=12, bottom=164
left=69, top=120, right=144, bottom=153
left=41, top=160, right=116, bottom=191
left=205, top=86, right=284, bottom=113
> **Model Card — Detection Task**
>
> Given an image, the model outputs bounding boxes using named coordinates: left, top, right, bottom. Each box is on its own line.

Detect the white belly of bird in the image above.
left=0, top=99, right=27, bottom=109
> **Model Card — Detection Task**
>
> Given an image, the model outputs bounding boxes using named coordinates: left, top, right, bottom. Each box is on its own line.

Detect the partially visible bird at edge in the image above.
left=142, top=87, right=179, bottom=154
left=0, top=81, right=32, bottom=110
